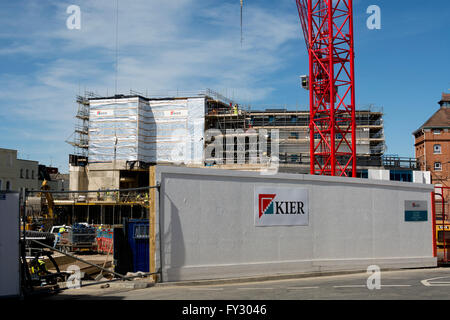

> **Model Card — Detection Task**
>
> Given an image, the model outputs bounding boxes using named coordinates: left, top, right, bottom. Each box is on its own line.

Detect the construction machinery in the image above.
left=56, top=223, right=98, bottom=254
left=296, top=0, right=357, bottom=177
left=40, top=179, right=54, bottom=219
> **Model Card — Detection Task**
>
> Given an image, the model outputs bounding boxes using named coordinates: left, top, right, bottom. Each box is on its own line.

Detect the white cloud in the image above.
left=0, top=0, right=304, bottom=169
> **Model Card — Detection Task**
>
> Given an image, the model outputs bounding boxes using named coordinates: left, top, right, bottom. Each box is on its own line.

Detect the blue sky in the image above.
left=0, top=0, right=449, bottom=172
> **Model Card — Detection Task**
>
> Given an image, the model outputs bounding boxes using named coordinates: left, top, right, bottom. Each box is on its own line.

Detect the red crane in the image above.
left=296, top=0, right=357, bottom=177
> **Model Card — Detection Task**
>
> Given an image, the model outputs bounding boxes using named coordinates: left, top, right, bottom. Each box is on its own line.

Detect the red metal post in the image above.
left=307, top=0, right=315, bottom=175
left=348, top=0, right=357, bottom=177
left=434, top=186, right=449, bottom=263
left=296, top=0, right=357, bottom=177
left=441, top=189, right=447, bottom=262
left=431, top=192, right=437, bottom=258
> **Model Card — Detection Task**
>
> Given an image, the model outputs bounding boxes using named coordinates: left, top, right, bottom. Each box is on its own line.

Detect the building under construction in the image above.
left=247, top=107, right=386, bottom=175
left=62, top=89, right=395, bottom=225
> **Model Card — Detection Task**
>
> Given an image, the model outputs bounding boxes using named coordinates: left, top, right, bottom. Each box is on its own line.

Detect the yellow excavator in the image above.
left=40, top=179, right=54, bottom=219
left=23, top=180, right=55, bottom=231
left=30, top=179, right=56, bottom=232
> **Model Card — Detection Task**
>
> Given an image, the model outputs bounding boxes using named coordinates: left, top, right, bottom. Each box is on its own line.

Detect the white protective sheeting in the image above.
left=89, top=97, right=205, bottom=164
left=89, top=98, right=140, bottom=162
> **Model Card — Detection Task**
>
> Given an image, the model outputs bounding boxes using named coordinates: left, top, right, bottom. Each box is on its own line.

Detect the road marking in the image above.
left=287, top=286, right=319, bottom=290
left=333, top=285, right=411, bottom=288
left=379, top=285, right=411, bottom=287
left=421, top=276, right=450, bottom=287
left=237, top=287, right=274, bottom=290
left=188, top=288, right=224, bottom=291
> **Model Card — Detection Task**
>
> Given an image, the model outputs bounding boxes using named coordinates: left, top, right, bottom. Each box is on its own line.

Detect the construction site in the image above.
left=52, top=89, right=391, bottom=226
left=0, top=0, right=449, bottom=301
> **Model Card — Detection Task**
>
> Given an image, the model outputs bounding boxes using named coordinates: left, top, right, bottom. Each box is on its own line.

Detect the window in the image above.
left=290, top=132, right=299, bottom=139
left=31, top=170, right=34, bottom=179
left=0, top=180, right=2, bottom=190
left=390, top=170, right=412, bottom=182
left=6, top=181, right=10, bottom=191
left=20, top=169, right=24, bottom=178
left=434, top=162, right=442, bottom=171
left=26, top=169, right=29, bottom=179
left=434, top=144, right=442, bottom=154
left=357, top=169, right=369, bottom=179
left=433, top=129, right=442, bottom=135
left=290, top=154, right=299, bottom=163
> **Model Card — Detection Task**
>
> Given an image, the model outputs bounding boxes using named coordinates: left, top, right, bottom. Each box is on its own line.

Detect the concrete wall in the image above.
left=156, top=166, right=436, bottom=282
left=69, top=165, right=88, bottom=192
left=368, top=168, right=390, bottom=181
left=413, top=171, right=431, bottom=184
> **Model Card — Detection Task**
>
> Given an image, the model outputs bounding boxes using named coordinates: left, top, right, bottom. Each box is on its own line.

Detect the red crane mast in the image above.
left=296, top=0, right=357, bottom=177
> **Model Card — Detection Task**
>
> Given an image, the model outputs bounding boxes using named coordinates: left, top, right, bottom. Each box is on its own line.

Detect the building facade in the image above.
left=0, top=148, right=68, bottom=197
left=413, top=93, right=450, bottom=219
left=0, top=148, right=39, bottom=194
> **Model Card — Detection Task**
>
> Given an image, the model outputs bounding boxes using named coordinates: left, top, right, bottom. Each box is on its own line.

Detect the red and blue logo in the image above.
left=258, top=194, right=276, bottom=218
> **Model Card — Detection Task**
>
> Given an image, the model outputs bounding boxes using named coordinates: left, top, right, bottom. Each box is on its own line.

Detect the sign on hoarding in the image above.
left=90, top=109, right=114, bottom=117
left=404, top=200, right=428, bottom=222
left=163, top=110, right=188, bottom=117
left=255, top=186, right=309, bottom=226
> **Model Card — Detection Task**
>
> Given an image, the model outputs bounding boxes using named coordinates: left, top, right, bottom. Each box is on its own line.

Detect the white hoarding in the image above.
left=0, top=192, right=20, bottom=297
left=255, top=186, right=309, bottom=226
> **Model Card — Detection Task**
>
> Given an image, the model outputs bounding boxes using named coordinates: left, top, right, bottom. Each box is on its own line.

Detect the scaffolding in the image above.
left=66, top=91, right=99, bottom=157
left=245, top=108, right=385, bottom=167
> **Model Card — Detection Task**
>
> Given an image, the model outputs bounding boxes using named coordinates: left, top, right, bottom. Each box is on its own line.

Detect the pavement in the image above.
left=46, top=267, right=450, bottom=300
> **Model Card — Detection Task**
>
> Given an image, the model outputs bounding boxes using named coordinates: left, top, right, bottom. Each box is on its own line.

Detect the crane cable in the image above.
left=240, top=0, right=243, bottom=47
left=114, top=0, right=119, bottom=95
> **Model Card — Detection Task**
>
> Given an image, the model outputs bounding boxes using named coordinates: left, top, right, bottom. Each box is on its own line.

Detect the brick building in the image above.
left=413, top=93, right=450, bottom=220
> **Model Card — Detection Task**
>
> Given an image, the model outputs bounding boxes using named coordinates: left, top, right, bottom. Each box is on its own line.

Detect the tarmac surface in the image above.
left=46, top=267, right=450, bottom=300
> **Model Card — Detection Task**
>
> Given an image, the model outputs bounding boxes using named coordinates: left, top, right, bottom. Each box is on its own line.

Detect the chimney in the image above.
left=438, top=92, right=450, bottom=108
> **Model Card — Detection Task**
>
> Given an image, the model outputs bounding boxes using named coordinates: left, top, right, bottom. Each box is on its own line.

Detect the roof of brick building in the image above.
left=413, top=93, right=450, bottom=135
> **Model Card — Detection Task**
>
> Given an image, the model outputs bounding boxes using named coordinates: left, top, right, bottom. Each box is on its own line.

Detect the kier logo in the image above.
left=259, top=194, right=276, bottom=218
left=255, top=187, right=309, bottom=226
left=258, top=193, right=306, bottom=219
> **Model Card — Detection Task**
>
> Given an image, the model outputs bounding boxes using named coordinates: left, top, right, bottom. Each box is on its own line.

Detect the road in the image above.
left=50, top=267, right=450, bottom=300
